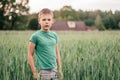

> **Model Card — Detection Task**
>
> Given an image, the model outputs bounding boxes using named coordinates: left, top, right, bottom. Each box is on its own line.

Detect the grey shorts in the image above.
left=38, top=68, right=58, bottom=80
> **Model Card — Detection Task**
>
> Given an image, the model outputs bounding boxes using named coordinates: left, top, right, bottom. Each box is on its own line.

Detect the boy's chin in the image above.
left=43, top=28, right=50, bottom=31
left=45, top=27, right=51, bottom=30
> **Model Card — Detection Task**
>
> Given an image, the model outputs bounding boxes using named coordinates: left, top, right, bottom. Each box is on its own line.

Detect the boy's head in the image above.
left=38, top=8, right=54, bottom=31
left=38, top=8, right=54, bottom=18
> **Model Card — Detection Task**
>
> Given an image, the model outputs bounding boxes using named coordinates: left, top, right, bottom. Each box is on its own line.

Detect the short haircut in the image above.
left=38, top=8, right=53, bottom=18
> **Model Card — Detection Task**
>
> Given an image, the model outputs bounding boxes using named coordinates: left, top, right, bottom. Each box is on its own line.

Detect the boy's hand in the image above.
left=59, top=69, right=63, bottom=80
left=33, top=72, right=38, bottom=80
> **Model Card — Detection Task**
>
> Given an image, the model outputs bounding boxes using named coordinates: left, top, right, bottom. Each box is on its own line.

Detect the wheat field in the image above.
left=0, top=31, right=120, bottom=80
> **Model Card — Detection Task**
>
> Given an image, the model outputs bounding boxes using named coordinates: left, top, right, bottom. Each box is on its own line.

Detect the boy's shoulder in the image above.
left=30, top=30, right=40, bottom=38
left=50, top=31, right=56, bottom=33
left=50, top=31, right=58, bottom=36
left=32, top=30, right=40, bottom=35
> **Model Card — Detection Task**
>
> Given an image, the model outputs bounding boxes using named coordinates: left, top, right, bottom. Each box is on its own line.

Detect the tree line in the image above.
left=54, top=6, right=120, bottom=30
left=0, top=1, right=120, bottom=30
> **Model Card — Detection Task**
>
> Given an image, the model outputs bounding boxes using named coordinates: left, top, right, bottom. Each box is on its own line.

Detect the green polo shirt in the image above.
left=29, top=30, right=59, bottom=69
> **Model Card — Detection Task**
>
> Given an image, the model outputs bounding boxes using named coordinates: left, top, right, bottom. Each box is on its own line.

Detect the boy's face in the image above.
left=39, top=14, right=53, bottom=31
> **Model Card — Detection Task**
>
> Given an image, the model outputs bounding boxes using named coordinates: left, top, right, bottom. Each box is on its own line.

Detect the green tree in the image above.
left=77, top=10, right=88, bottom=21
left=114, top=11, right=120, bottom=29
left=28, top=18, right=40, bottom=30
left=95, top=15, right=105, bottom=30
left=0, top=0, right=29, bottom=30
left=59, top=6, right=79, bottom=21
left=84, top=19, right=94, bottom=26
left=103, top=14, right=117, bottom=30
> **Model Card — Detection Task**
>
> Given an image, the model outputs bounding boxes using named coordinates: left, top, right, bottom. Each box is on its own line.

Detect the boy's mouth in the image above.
left=45, top=25, right=49, bottom=27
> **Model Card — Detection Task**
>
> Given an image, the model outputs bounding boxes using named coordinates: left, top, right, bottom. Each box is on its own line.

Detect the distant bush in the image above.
left=28, top=18, right=40, bottom=30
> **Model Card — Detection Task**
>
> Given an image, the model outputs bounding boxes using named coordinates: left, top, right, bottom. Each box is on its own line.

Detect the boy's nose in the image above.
left=45, top=20, right=49, bottom=23
left=45, top=22, right=48, bottom=24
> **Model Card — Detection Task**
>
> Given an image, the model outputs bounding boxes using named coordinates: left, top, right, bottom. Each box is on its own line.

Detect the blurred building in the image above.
left=51, top=21, right=98, bottom=31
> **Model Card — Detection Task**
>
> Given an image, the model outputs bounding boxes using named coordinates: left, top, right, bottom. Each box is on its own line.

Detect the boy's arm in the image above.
left=28, top=42, right=37, bottom=79
left=56, top=44, right=63, bottom=79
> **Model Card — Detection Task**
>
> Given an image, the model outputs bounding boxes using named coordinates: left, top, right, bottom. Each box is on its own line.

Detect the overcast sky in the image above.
left=29, top=0, right=120, bottom=13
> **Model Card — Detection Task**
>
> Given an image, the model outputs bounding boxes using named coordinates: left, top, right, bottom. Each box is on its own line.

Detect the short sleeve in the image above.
left=29, top=34, right=37, bottom=44
left=56, top=34, right=59, bottom=43
left=54, top=32, right=59, bottom=43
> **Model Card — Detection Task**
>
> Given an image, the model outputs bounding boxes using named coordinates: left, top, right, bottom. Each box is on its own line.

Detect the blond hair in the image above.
left=38, top=8, right=53, bottom=19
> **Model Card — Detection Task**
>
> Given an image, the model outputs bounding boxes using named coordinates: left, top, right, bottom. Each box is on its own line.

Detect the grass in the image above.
left=0, top=30, right=120, bottom=80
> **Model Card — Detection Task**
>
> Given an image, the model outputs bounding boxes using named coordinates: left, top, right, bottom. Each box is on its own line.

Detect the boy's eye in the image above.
left=48, top=19, right=51, bottom=21
left=42, top=19, right=46, bottom=21
left=42, top=19, right=51, bottom=21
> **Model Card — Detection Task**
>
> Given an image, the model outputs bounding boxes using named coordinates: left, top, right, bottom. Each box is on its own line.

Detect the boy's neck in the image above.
left=41, top=29, right=50, bottom=32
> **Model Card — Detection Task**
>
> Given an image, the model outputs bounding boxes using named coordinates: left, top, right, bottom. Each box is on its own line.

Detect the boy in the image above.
left=28, top=8, right=63, bottom=80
